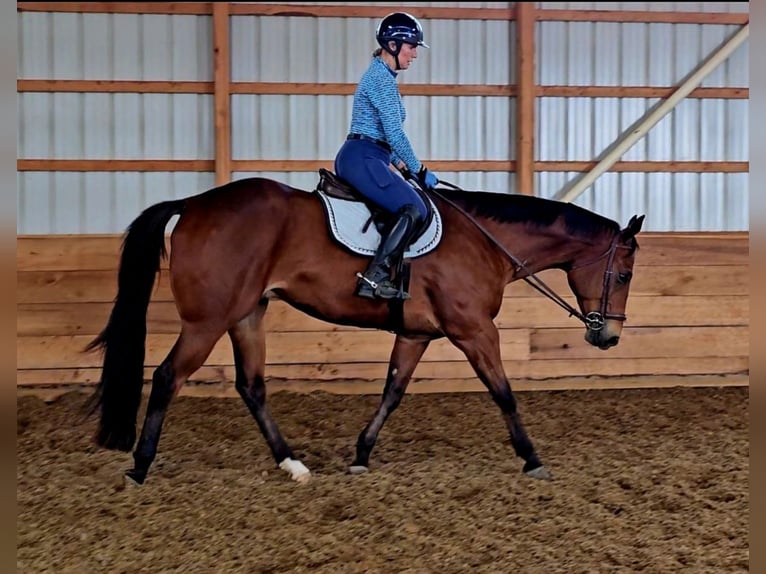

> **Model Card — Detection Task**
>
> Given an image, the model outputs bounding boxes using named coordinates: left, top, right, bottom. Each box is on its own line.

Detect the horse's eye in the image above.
left=617, top=272, right=632, bottom=285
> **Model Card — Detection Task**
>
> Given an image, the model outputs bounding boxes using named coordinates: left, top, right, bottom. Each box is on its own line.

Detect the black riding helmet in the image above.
left=375, top=12, right=429, bottom=70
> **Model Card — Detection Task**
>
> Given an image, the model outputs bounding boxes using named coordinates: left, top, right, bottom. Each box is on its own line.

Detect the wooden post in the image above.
left=516, top=2, right=535, bottom=195
left=213, top=2, right=231, bottom=185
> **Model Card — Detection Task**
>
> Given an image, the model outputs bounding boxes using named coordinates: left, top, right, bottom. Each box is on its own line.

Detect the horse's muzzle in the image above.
left=585, top=328, right=620, bottom=350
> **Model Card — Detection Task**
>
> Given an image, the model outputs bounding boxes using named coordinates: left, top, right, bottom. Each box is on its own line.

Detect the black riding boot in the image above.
left=356, top=205, right=422, bottom=300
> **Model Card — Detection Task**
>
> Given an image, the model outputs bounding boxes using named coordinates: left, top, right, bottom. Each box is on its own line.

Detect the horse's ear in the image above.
left=620, top=214, right=645, bottom=240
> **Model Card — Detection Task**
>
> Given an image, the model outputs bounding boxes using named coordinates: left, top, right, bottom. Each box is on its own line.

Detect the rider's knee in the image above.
left=399, top=203, right=426, bottom=225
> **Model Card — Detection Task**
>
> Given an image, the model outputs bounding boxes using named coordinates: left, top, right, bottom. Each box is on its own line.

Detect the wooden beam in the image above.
left=213, top=2, right=231, bottom=186
left=17, top=2, right=212, bottom=14
left=16, top=159, right=748, bottom=174
left=17, top=79, right=215, bottom=93
left=16, top=2, right=516, bottom=20
left=535, top=161, right=750, bottom=173
left=536, top=9, right=748, bottom=25
left=16, top=159, right=214, bottom=172
left=17, top=80, right=748, bottom=100
left=230, top=83, right=517, bottom=97
left=17, top=3, right=746, bottom=25
left=228, top=4, right=516, bottom=20
left=230, top=160, right=516, bottom=173
left=537, top=86, right=749, bottom=100
left=516, top=2, right=535, bottom=195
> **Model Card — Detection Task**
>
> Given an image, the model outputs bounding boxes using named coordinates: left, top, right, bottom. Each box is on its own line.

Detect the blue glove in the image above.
left=417, top=166, right=439, bottom=190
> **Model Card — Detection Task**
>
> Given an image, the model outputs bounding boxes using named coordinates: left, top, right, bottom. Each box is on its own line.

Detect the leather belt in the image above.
left=347, top=133, right=391, bottom=152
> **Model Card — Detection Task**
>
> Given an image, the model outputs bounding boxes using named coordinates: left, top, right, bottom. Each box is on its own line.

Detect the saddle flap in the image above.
left=318, top=168, right=360, bottom=201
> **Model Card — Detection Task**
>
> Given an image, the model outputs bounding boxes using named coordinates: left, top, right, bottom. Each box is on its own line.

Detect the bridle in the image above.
left=425, top=180, right=629, bottom=332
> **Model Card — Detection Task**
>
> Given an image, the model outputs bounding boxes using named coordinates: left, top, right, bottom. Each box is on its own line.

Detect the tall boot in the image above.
left=356, top=205, right=422, bottom=300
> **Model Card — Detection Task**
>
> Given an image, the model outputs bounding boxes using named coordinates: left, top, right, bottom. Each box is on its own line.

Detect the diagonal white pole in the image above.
left=554, top=22, right=749, bottom=204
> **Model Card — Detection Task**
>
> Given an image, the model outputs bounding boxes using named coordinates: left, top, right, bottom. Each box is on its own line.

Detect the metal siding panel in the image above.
left=645, top=173, right=673, bottom=231
left=51, top=13, right=83, bottom=79
left=566, top=22, right=593, bottom=86
left=724, top=173, right=748, bottom=231
left=112, top=15, right=143, bottom=79
left=51, top=172, right=83, bottom=233
left=259, top=95, right=290, bottom=159
left=82, top=172, right=115, bottom=233
left=672, top=98, right=700, bottom=161
left=318, top=95, right=354, bottom=159
left=288, top=96, right=319, bottom=160
left=19, top=94, right=52, bottom=158
left=537, top=22, right=567, bottom=84
left=618, top=98, right=648, bottom=161
left=673, top=173, right=700, bottom=230
left=53, top=93, right=83, bottom=158
left=645, top=98, right=671, bottom=160
left=487, top=97, right=512, bottom=160
left=83, top=93, right=114, bottom=158
left=593, top=23, right=620, bottom=85
left=620, top=23, right=647, bottom=85
left=647, top=24, right=675, bottom=85
left=725, top=100, right=748, bottom=161
left=82, top=15, right=112, bottom=78
left=536, top=97, right=567, bottom=161
left=19, top=13, right=52, bottom=78
left=113, top=94, right=144, bottom=159
left=259, top=17, right=290, bottom=82
left=699, top=173, right=725, bottom=230
left=699, top=24, right=728, bottom=87
left=18, top=173, right=52, bottom=234
left=593, top=97, right=620, bottom=159
left=316, top=19, right=348, bottom=82
left=289, top=18, right=318, bottom=81
left=725, top=36, right=749, bottom=86
left=699, top=99, right=724, bottom=160
left=566, top=97, right=592, bottom=160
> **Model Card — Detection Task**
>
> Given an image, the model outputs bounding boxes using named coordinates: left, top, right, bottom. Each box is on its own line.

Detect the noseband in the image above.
left=568, top=234, right=631, bottom=331
left=427, top=181, right=628, bottom=331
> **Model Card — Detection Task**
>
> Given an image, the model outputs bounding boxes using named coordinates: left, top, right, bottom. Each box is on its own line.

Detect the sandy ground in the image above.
left=17, top=384, right=748, bottom=573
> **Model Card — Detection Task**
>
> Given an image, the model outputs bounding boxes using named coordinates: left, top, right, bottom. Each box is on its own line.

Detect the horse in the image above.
left=85, top=172, right=644, bottom=486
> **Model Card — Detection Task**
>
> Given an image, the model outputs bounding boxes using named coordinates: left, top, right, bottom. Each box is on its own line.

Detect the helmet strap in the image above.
left=384, top=40, right=403, bottom=70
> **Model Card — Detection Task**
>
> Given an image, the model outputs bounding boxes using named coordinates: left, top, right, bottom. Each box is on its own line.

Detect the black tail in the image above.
left=85, top=199, right=186, bottom=451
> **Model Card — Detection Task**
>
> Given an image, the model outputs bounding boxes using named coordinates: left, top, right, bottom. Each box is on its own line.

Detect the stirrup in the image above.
left=355, top=273, right=410, bottom=300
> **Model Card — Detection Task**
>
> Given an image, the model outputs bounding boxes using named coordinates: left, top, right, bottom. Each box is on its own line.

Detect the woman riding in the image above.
left=334, top=12, right=439, bottom=300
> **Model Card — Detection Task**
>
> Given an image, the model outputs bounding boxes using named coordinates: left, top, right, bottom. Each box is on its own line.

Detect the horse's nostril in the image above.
left=608, top=336, right=620, bottom=347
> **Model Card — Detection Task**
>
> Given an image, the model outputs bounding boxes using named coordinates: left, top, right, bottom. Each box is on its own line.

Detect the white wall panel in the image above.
left=18, top=3, right=748, bottom=233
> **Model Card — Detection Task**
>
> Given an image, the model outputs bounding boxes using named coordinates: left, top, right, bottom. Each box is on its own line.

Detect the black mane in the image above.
left=433, top=187, right=621, bottom=242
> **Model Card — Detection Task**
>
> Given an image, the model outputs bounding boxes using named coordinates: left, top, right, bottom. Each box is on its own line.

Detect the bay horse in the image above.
left=85, top=173, right=644, bottom=486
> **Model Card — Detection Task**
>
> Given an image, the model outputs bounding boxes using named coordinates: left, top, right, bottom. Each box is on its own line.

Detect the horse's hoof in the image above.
left=124, top=469, right=146, bottom=485
left=524, top=465, right=552, bottom=481
left=279, top=458, right=311, bottom=484
left=349, top=465, right=369, bottom=475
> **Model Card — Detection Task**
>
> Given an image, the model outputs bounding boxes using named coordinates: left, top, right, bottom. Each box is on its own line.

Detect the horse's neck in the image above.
left=491, top=222, right=610, bottom=275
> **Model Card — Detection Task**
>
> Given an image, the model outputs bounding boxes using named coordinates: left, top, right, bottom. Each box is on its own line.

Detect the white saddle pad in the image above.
left=315, top=190, right=443, bottom=258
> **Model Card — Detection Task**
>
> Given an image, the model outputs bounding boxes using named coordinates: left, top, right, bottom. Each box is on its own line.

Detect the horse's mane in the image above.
left=433, top=187, right=621, bottom=243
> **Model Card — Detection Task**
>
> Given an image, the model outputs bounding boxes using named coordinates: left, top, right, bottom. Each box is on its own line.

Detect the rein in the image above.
left=424, top=179, right=624, bottom=331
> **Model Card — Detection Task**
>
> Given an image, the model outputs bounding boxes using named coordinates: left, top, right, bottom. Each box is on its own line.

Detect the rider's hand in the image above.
left=417, top=166, right=439, bottom=191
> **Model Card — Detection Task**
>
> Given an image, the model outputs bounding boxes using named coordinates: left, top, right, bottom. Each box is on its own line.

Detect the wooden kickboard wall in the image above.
left=17, top=233, right=749, bottom=394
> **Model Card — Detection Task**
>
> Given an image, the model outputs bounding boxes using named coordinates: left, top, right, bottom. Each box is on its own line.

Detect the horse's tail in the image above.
left=85, top=199, right=186, bottom=452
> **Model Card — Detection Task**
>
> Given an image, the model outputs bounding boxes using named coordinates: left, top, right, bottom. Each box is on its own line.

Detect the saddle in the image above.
left=314, top=168, right=442, bottom=313
left=316, top=168, right=434, bottom=239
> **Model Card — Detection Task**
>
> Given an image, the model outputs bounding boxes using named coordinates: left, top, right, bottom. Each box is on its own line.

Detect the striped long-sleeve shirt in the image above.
left=348, top=56, right=422, bottom=174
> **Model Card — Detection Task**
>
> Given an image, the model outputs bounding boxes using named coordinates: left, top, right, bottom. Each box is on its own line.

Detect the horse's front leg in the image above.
left=449, top=321, right=551, bottom=480
left=350, top=334, right=430, bottom=474
left=229, top=303, right=310, bottom=483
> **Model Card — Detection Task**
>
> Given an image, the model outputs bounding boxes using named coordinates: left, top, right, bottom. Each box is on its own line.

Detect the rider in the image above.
left=334, top=12, right=439, bottom=300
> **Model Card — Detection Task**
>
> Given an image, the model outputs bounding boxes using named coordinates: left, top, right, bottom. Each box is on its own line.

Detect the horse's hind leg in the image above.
left=449, top=323, right=551, bottom=481
left=127, top=323, right=225, bottom=485
left=350, top=334, right=430, bottom=474
left=229, top=301, right=309, bottom=483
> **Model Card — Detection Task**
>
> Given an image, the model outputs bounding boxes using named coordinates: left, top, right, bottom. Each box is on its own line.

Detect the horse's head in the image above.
left=566, top=214, right=645, bottom=350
